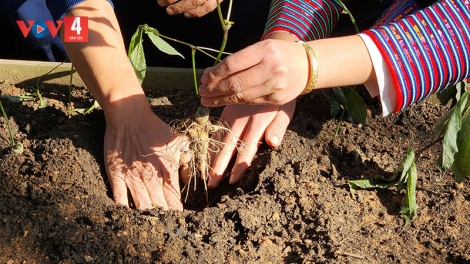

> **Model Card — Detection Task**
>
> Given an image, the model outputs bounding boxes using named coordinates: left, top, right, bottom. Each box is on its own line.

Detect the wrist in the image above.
left=102, top=93, right=152, bottom=126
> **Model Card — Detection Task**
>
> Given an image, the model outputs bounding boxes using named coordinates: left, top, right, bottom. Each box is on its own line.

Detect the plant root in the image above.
left=170, top=106, right=239, bottom=201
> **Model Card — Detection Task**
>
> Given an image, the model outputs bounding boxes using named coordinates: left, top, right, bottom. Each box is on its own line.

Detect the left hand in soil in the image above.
left=208, top=101, right=295, bottom=188
left=104, top=103, right=185, bottom=210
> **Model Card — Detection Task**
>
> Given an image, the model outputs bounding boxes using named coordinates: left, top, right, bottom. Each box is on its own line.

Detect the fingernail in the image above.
left=208, top=178, right=218, bottom=189
left=166, top=7, right=175, bottom=15
left=229, top=174, right=239, bottom=185
left=269, top=135, right=280, bottom=147
left=198, top=86, right=206, bottom=96
left=200, top=97, right=211, bottom=107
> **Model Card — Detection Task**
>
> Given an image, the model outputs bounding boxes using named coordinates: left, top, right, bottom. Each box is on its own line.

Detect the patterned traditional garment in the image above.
left=262, top=0, right=470, bottom=113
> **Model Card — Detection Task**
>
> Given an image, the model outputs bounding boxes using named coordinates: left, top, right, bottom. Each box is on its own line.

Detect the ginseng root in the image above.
left=171, top=106, right=237, bottom=201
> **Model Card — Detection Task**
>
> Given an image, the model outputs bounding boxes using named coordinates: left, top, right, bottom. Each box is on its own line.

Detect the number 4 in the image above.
left=71, top=17, right=82, bottom=35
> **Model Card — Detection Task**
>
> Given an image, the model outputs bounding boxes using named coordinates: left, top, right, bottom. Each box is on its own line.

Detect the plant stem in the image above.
left=36, top=58, right=68, bottom=108
left=214, top=0, right=233, bottom=65
left=157, top=33, right=231, bottom=60
left=415, top=137, right=443, bottom=158
left=0, top=99, right=16, bottom=146
left=334, top=0, right=360, bottom=33
left=334, top=109, right=346, bottom=138
left=68, top=64, right=74, bottom=115
left=191, top=48, right=199, bottom=94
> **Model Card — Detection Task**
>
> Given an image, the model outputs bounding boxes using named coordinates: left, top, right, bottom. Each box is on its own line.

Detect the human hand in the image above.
left=199, top=39, right=309, bottom=107
left=104, top=99, right=185, bottom=210
left=157, top=0, right=222, bottom=18
left=208, top=101, right=296, bottom=188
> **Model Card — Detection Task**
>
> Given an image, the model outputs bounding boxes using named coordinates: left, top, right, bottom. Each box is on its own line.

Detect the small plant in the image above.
left=128, top=0, right=242, bottom=199
left=323, top=86, right=367, bottom=137
left=349, top=83, right=470, bottom=224
left=323, top=3, right=367, bottom=137
left=0, top=98, right=23, bottom=154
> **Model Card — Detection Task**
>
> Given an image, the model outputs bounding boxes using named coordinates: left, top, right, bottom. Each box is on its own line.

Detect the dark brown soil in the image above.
left=1, top=79, right=470, bottom=264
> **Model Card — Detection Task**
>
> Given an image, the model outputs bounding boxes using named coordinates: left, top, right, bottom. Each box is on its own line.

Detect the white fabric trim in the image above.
left=359, top=33, right=397, bottom=117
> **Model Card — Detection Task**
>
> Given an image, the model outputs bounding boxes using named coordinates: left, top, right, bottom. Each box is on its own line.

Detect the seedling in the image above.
left=0, top=98, right=23, bottom=154
left=349, top=84, right=470, bottom=225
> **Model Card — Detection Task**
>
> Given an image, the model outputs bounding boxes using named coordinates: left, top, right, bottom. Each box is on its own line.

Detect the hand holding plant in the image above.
left=157, top=0, right=223, bottom=18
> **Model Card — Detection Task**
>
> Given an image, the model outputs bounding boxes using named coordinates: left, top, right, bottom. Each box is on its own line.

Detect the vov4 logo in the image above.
left=16, top=16, right=88, bottom=42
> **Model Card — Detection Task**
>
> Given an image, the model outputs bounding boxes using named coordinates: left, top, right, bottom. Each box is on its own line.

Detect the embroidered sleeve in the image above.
left=261, top=0, right=344, bottom=41
left=362, top=0, right=470, bottom=112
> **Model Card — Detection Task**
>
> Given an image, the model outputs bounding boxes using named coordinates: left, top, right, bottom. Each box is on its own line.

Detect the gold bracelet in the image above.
left=299, top=42, right=318, bottom=95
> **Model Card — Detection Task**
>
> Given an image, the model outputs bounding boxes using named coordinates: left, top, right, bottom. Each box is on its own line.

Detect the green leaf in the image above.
left=439, top=92, right=469, bottom=174
left=433, top=107, right=452, bottom=142
left=128, top=26, right=143, bottom=57
left=144, top=29, right=184, bottom=59
left=395, top=147, right=415, bottom=191
left=436, top=84, right=457, bottom=107
left=342, top=87, right=367, bottom=127
left=330, top=97, right=341, bottom=118
left=400, top=161, right=417, bottom=225
left=452, top=114, right=470, bottom=182
left=128, top=27, right=146, bottom=83
left=332, top=87, right=347, bottom=107
left=129, top=41, right=146, bottom=84
left=322, top=90, right=341, bottom=118
left=348, top=175, right=396, bottom=196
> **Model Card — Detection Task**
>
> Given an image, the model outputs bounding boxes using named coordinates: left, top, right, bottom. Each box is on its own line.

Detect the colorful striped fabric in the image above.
left=262, top=0, right=470, bottom=113
left=373, top=0, right=419, bottom=26
left=363, top=0, right=470, bottom=111
left=261, top=0, right=344, bottom=41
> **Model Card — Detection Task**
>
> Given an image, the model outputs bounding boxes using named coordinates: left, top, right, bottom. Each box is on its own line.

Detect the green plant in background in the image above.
left=349, top=83, right=470, bottom=224
left=323, top=86, right=367, bottom=137
left=0, top=98, right=23, bottom=154
left=322, top=1, right=367, bottom=137
left=349, top=147, right=418, bottom=224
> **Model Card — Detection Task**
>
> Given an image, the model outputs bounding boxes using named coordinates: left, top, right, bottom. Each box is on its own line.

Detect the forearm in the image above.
left=306, top=35, right=376, bottom=90
left=61, top=0, right=148, bottom=119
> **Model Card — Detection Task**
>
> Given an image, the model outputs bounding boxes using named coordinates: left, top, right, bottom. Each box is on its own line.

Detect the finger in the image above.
left=166, top=0, right=207, bottom=15
left=157, top=0, right=179, bottom=7
left=163, top=164, right=183, bottom=211
left=179, top=150, right=192, bottom=185
left=199, top=42, right=267, bottom=90
left=184, top=0, right=218, bottom=18
left=200, top=79, right=284, bottom=107
left=105, top=153, right=130, bottom=207
left=228, top=109, right=279, bottom=184
left=140, top=158, right=169, bottom=210
left=109, top=174, right=129, bottom=207
left=229, top=134, right=262, bottom=185
left=208, top=116, right=247, bottom=188
left=125, top=168, right=155, bottom=210
left=162, top=137, right=184, bottom=211
left=265, top=100, right=296, bottom=148
left=199, top=62, right=273, bottom=99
